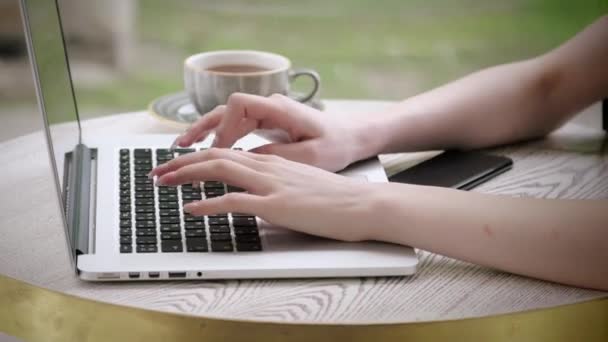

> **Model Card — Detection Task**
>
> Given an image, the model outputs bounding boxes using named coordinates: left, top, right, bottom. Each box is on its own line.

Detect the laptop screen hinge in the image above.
left=63, top=144, right=97, bottom=263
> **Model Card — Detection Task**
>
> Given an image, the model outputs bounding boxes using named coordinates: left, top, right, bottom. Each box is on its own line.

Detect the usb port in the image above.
left=168, top=272, right=186, bottom=278
left=128, top=272, right=140, bottom=279
left=148, top=272, right=160, bottom=278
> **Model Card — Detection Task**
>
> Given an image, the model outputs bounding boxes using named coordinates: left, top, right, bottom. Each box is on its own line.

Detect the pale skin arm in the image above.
left=152, top=16, right=608, bottom=290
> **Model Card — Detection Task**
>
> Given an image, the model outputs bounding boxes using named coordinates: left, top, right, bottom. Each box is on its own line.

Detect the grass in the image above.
left=70, top=0, right=607, bottom=117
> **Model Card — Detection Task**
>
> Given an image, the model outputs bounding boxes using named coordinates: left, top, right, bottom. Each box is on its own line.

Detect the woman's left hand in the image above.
left=149, top=148, right=382, bottom=242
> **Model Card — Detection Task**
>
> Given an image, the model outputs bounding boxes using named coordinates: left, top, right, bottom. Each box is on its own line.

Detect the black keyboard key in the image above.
left=120, top=220, right=132, bottom=228
left=120, top=236, right=132, bottom=244
left=136, top=220, right=155, bottom=228
left=160, top=224, right=181, bottom=233
left=120, top=183, right=131, bottom=190
left=158, top=188, right=177, bottom=195
left=182, top=193, right=202, bottom=200
left=120, top=161, right=129, bottom=169
left=134, top=165, right=152, bottom=171
left=156, top=148, right=172, bottom=154
left=204, top=190, right=225, bottom=198
left=159, top=202, right=179, bottom=209
left=136, top=245, right=158, bottom=253
left=136, top=213, right=156, bottom=221
left=120, top=155, right=130, bottom=162
left=161, top=241, right=183, bottom=253
left=135, top=199, right=154, bottom=206
left=136, top=236, right=157, bottom=245
left=120, top=169, right=130, bottom=177
left=235, top=235, right=260, bottom=243
left=159, top=208, right=180, bottom=217
left=173, top=148, right=195, bottom=154
left=120, top=197, right=131, bottom=205
left=161, top=231, right=182, bottom=240
left=184, top=221, right=204, bottom=229
left=135, top=179, right=153, bottom=185
left=134, top=148, right=152, bottom=154
left=136, top=228, right=157, bottom=237
left=160, top=217, right=180, bottom=224
left=208, top=216, right=229, bottom=226
left=119, top=189, right=130, bottom=197
left=232, top=217, right=257, bottom=227
left=183, top=215, right=203, bottom=222
left=120, top=212, right=131, bottom=220
left=209, top=225, right=230, bottom=234
left=186, top=238, right=208, bottom=252
left=119, top=228, right=132, bottom=236
left=234, top=226, right=258, bottom=235
left=120, top=149, right=129, bottom=156
left=235, top=242, right=262, bottom=252
left=134, top=186, right=154, bottom=192
left=135, top=206, right=155, bottom=214
left=120, top=204, right=131, bottom=212
left=211, top=241, right=233, bottom=252
left=119, top=175, right=130, bottom=183
left=120, top=244, right=133, bottom=253
left=135, top=192, right=154, bottom=199
left=203, top=181, right=224, bottom=189
left=134, top=172, right=150, bottom=178
left=158, top=194, right=178, bottom=202
left=185, top=229, right=206, bottom=238
left=210, top=233, right=232, bottom=241
left=208, top=214, right=228, bottom=219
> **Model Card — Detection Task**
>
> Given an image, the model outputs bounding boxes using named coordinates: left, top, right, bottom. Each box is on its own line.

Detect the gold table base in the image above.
left=1, top=274, right=606, bottom=342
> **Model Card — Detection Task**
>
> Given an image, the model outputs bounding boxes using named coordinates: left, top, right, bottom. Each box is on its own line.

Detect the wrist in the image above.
left=350, top=112, right=391, bottom=162
left=364, top=182, right=412, bottom=243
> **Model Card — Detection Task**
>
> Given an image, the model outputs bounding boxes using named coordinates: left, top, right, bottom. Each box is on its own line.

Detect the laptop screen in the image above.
left=21, top=0, right=81, bottom=199
left=21, top=0, right=82, bottom=267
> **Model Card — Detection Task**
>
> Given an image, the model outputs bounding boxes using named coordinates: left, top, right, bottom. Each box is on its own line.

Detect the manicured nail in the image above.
left=155, top=177, right=166, bottom=186
left=183, top=203, right=195, bottom=213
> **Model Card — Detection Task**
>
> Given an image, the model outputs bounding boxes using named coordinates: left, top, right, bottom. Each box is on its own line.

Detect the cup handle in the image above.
left=288, top=68, right=321, bottom=103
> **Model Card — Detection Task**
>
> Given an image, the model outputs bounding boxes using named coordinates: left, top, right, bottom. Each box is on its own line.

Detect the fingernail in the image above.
left=211, top=135, right=218, bottom=147
left=155, top=177, right=166, bottom=186
left=183, top=203, right=194, bottom=213
left=147, top=170, right=154, bottom=179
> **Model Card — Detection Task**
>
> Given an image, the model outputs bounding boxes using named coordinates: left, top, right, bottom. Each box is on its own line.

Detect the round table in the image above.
left=0, top=100, right=607, bottom=340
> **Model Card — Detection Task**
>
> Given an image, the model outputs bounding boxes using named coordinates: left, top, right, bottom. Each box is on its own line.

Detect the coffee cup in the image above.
left=184, top=50, right=320, bottom=115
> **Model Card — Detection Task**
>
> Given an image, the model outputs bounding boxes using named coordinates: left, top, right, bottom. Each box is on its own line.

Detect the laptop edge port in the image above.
left=168, top=272, right=187, bottom=278
left=148, top=272, right=160, bottom=278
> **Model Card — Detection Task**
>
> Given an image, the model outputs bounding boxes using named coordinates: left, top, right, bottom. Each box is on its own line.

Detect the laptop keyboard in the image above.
left=118, top=148, right=262, bottom=254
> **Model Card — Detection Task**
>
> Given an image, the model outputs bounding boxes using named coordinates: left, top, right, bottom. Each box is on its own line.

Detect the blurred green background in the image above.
left=76, top=0, right=607, bottom=113
left=0, top=0, right=606, bottom=138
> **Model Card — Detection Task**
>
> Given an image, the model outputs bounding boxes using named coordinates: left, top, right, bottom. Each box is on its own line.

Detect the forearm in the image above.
left=364, top=59, right=559, bottom=155
left=371, top=183, right=608, bottom=290
left=356, top=16, right=608, bottom=157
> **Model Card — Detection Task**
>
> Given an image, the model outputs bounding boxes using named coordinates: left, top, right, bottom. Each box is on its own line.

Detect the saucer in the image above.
left=149, top=91, right=324, bottom=126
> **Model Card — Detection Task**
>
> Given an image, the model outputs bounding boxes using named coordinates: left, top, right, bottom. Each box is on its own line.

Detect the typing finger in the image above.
left=150, top=148, right=263, bottom=178
left=156, top=159, right=269, bottom=194
left=183, top=192, right=265, bottom=217
left=174, top=105, right=225, bottom=147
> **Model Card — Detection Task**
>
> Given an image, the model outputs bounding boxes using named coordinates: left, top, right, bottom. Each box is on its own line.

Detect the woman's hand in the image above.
left=172, top=92, right=378, bottom=172
left=150, top=148, right=384, bottom=242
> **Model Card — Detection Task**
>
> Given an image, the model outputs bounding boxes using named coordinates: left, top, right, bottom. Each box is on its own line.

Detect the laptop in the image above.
left=20, top=0, right=418, bottom=281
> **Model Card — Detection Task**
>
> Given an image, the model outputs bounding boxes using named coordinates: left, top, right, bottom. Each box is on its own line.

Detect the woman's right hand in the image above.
left=172, top=93, right=378, bottom=172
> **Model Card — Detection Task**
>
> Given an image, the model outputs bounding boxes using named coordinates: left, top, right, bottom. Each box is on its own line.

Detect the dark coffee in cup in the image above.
left=184, top=50, right=321, bottom=114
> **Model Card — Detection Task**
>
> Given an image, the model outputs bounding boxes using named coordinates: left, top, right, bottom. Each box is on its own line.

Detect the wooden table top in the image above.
left=0, top=99, right=606, bottom=324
